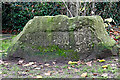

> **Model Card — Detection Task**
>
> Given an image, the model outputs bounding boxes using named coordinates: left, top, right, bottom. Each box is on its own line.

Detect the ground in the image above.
left=0, top=34, right=120, bottom=79
left=0, top=56, right=120, bottom=78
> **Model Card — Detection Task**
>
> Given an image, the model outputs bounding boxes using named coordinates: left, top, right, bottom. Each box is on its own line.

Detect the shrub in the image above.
left=2, top=2, right=119, bottom=34
left=2, top=2, right=66, bottom=34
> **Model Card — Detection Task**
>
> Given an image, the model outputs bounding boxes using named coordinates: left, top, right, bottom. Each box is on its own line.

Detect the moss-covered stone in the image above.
left=5, top=15, right=118, bottom=61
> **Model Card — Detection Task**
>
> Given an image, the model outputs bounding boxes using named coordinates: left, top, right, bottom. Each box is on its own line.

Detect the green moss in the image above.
left=93, top=16, right=116, bottom=47
left=31, top=45, right=77, bottom=58
left=6, top=15, right=117, bottom=60
left=47, top=16, right=54, bottom=22
left=68, top=18, right=76, bottom=31
left=47, top=32, right=52, bottom=41
left=98, top=42, right=113, bottom=50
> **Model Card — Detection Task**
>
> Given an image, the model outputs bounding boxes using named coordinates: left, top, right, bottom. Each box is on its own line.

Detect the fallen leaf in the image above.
left=18, top=60, right=24, bottom=65
left=18, top=60, right=24, bottom=63
left=101, top=73, right=108, bottom=77
left=111, top=64, right=116, bottom=67
left=81, top=72, right=87, bottom=77
left=44, top=73, right=51, bottom=76
left=18, top=71, right=27, bottom=75
left=28, top=62, right=35, bottom=65
left=23, top=64, right=29, bottom=67
left=35, top=67, right=41, bottom=70
left=58, top=70, right=63, bottom=73
left=98, top=59, right=105, bottom=62
left=102, top=65, right=108, bottom=68
left=103, top=68, right=107, bottom=70
left=44, top=71, right=52, bottom=76
left=86, top=61, right=92, bottom=66
left=32, top=65, right=37, bottom=68
left=36, top=75, right=42, bottom=78
left=23, top=62, right=35, bottom=67
left=40, top=65, right=44, bottom=68
left=114, top=59, right=118, bottom=61
left=71, top=65, right=75, bottom=68
left=52, top=62, right=56, bottom=65
left=4, top=63, right=9, bottom=66
left=0, top=60, right=4, bottom=65
left=68, top=61, right=78, bottom=64
left=44, top=63, right=50, bottom=67
left=93, top=73, right=98, bottom=76
left=67, top=66, right=71, bottom=69
left=25, top=70, right=29, bottom=72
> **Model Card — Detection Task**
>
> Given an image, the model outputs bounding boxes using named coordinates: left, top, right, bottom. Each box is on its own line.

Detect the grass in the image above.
left=90, top=68, right=95, bottom=73
left=0, top=35, right=17, bottom=50
left=1, top=57, right=119, bottom=78
left=0, top=35, right=17, bottom=58
left=82, top=67, right=88, bottom=72
left=75, top=64, right=82, bottom=68
left=11, top=66, right=20, bottom=71
left=108, top=60, right=113, bottom=63
left=55, top=65, right=59, bottom=68
left=1, top=40, right=11, bottom=51
left=2, top=70, right=8, bottom=74
left=62, top=65, right=68, bottom=69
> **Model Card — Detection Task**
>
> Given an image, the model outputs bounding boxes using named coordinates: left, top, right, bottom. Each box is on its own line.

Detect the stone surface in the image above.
left=5, top=15, right=118, bottom=61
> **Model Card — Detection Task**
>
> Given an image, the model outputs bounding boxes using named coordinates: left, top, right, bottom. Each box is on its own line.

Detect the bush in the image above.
left=2, top=2, right=66, bottom=34
left=95, top=2, right=119, bottom=26
left=2, top=2, right=119, bottom=34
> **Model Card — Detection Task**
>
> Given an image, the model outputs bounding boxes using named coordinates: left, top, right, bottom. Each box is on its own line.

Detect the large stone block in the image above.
left=5, top=15, right=118, bottom=61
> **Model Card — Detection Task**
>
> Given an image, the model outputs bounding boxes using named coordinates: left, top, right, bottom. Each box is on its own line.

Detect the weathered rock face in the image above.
left=5, top=15, right=118, bottom=61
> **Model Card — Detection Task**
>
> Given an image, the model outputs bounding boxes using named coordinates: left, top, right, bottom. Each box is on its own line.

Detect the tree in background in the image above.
left=2, top=2, right=66, bottom=34
left=64, top=1, right=119, bottom=26
left=2, top=2, right=119, bottom=34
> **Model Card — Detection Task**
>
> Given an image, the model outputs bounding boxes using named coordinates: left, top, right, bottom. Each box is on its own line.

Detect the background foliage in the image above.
left=95, top=2, right=119, bottom=25
left=2, top=2, right=66, bottom=34
left=2, top=2, right=119, bottom=34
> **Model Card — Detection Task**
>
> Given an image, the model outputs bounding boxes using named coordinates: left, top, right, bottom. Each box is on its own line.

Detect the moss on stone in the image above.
left=6, top=15, right=117, bottom=61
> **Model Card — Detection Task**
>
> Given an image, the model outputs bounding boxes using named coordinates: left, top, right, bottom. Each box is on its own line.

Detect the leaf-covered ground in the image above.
left=0, top=55, right=120, bottom=78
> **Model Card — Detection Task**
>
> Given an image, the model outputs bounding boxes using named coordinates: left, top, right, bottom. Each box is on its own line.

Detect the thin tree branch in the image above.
left=91, top=1, right=95, bottom=15
left=76, top=0, right=79, bottom=16
left=62, top=0, right=73, bottom=17
left=83, top=2, right=86, bottom=16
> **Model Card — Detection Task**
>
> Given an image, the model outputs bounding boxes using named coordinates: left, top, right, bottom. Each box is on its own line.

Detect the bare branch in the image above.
left=83, top=2, right=87, bottom=16
left=76, top=0, right=79, bottom=16
left=62, top=0, right=73, bottom=17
